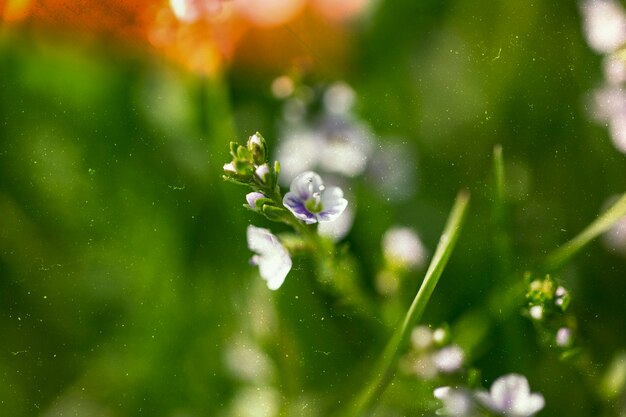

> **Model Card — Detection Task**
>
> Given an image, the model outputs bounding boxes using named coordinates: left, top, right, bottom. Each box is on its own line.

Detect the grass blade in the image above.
left=545, top=192, right=626, bottom=271
left=342, top=190, right=470, bottom=417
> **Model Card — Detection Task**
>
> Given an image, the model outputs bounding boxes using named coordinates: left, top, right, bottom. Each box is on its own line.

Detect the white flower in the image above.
left=476, top=374, right=545, bottom=417
left=247, top=225, right=292, bottom=290
left=529, top=305, right=543, bottom=321
left=434, top=386, right=476, bottom=417
left=382, top=226, right=426, bottom=268
left=433, top=345, right=464, bottom=373
left=556, top=327, right=573, bottom=347
left=283, top=171, right=348, bottom=224
left=581, top=0, right=626, bottom=53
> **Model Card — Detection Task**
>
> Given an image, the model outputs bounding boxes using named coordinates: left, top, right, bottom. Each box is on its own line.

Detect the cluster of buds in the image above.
left=524, top=273, right=576, bottom=350
left=403, top=325, right=465, bottom=380
left=223, top=133, right=290, bottom=223
left=223, top=133, right=274, bottom=186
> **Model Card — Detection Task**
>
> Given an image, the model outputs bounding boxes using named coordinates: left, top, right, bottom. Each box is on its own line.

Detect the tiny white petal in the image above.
left=433, top=345, right=464, bottom=373
left=529, top=305, right=543, bottom=320
left=382, top=227, right=426, bottom=268
left=223, top=162, right=236, bottom=173
left=434, top=386, right=475, bottom=416
left=477, top=373, right=545, bottom=417
left=247, top=225, right=292, bottom=290
left=249, top=134, right=262, bottom=147
left=255, top=164, right=270, bottom=183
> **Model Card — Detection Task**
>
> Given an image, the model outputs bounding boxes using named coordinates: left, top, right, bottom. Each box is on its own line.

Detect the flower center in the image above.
left=305, top=184, right=325, bottom=213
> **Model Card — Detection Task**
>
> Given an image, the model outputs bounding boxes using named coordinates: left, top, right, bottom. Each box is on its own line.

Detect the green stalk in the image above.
left=342, top=191, right=470, bottom=417
left=545, top=192, right=626, bottom=271
left=492, top=145, right=512, bottom=279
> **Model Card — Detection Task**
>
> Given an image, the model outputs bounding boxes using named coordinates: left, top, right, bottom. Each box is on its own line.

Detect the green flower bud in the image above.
left=247, top=132, right=267, bottom=166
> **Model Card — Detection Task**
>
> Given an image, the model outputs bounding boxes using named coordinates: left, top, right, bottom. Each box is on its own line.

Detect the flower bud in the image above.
left=255, top=163, right=271, bottom=184
left=246, top=192, right=266, bottom=211
left=247, top=133, right=267, bottom=166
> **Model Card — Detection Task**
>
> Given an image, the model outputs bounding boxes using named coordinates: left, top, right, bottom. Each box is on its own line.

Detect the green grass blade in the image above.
left=545, top=192, right=626, bottom=271
left=342, top=190, right=470, bottom=417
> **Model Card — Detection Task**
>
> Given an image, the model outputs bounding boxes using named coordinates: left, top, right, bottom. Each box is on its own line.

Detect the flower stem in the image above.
left=544, top=192, right=626, bottom=271
left=341, top=190, right=470, bottom=417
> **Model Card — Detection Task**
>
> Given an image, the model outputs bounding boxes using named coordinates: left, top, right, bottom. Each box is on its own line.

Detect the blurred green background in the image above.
left=2, top=1, right=626, bottom=416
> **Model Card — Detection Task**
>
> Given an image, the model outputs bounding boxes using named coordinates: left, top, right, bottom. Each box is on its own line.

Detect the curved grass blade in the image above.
left=342, top=190, right=470, bottom=417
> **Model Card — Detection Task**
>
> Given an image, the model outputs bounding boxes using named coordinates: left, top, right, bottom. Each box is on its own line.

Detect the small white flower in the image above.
left=476, top=374, right=545, bottom=417
left=529, top=305, right=543, bottom=321
left=382, top=227, right=426, bottom=269
left=283, top=171, right=348, bottom=224
left=581, top=0, right=626, bottom=53
left=434, top=386, right=476, bottom=417
left=247, top=225, right=292, bottom=290
left=433, top=345, right=464, bottom=374
left=556, top=327, right=573, bottom=347
left=411, top=326, right=434, bottom=350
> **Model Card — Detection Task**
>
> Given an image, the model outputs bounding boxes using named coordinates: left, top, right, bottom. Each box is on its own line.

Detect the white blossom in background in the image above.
left=434, top=386, right=476, bottom=417
left=318, top=117, right=374, bottom=177
left=411, top=326, right=434, bottom=350
left=591, top=86, right=626, bottom=153
left=275, top=130, right=324, bottom=182
left=581, top=0, right=626, bottom=155
left=604, top=55, right=626, bottom=85
left=382, top=226, right=426, bottom=269
left=169, top=0, right=224, bottom=22
left=529, top=305, right=544, bottom=321
left=581, top=0, right=626, bottom=54
left=318, top=203, right=355, bottom=241
left=475, top=374, right=545, bottom=417
left=591, top=85, right=626, bottom=121
left=275, top=82, right=374, bottom=185
left=433, top=345, right=464, bottom=374
left=323, top=82, right=356, bottom=115
left=602, top=196, right=626, bottom=255
left=556, top=327, right=573, bottom=347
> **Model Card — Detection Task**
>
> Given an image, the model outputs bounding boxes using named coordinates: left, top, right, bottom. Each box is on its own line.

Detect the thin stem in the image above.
left=342, top=191, right=470, bottom=417
left=492, top=144, right=512, bottom=279
left=544, top=192, right=626, bottom=271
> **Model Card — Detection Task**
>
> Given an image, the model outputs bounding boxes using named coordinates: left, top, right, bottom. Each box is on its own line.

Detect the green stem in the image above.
left=342, top=191, right=470, bottom=417
left=544, top=192, right=626, bottom=271
left=492, top=145, right=512, bottom=279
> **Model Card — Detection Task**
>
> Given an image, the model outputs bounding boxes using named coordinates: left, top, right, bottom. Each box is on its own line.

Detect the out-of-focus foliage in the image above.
left=1, top=1, right=626, bottom=416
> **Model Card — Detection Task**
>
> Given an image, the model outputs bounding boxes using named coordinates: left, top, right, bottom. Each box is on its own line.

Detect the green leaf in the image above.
left=342, top=190, right=470, bottom=417
left=544, top=192, right=626, bottom=271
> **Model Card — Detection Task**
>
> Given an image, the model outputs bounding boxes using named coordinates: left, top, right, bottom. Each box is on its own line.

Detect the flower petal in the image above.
left=283, top=192, right=317, bottom=224
left=247, top=225, right=292, bottom=290
left=246, top=192, right=266, bottom=209
left=317, top=186, right=348, bottom=221
left=475, top=390, right=496, bottom=411
left=490, top=374, right=530, bottom=411
left=258, top=249, right=292, bottom=290
left=289, top=171, right=323, bottom=201
left=247, top=225, right=275, bottom=255
left=512, top=393, right=544, bottom=416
